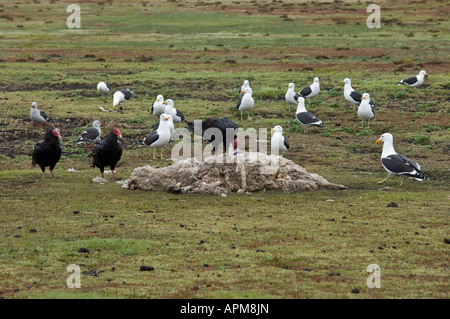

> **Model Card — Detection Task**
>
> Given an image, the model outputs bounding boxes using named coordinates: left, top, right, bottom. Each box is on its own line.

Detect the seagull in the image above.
left=113, top=89, right=133, bottom=109
left=358, top=93, right=375, bottom=128
left=396, top=70, right=427, bottom=87
left=271, top=125, right=289, bottom=156
left=285, top=83, right=297, bottom=112
left=97, top=82, right=111, bottom=93
left=163, top=99, right=187, bottom=123
left=139, top=113, right=172, bottom=159
left=151, top=95, right=165, bottom=117
left=75, top=120, right=103, bottom=151
left=342, top=78, right=375, bottom=106
left=236, top=87, right=254, bottom=120
left=295, top=77, right=320, bottom=100
left=295, top=97, right=325, bottom=129
left=153, top=113, right=174, bottom=134
left=30, top=102, right=50, bottom=127
left=376, top=133, right=429, bottom=184
left=240, top=80, right=250, bottom=96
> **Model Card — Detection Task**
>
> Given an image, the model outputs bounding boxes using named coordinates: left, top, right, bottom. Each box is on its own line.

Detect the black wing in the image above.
left=92, top=142, right=105, bottom=168
left=106, top=83, right=111, bottom=90
left=120, top=89, right=133, bottom=100
left=401, top=76, right=418, bottom=85
left=299, top=86, right=312, bottom=97
left=77, top=127, right=99, bottom=142
left=296, top=112, right=325, bottom=127
left=176, top=109, right=187, bottom=122
left=151, top=102, right=155, bottom=114
left=349, top=90, right=362, bottom=103
left=40, top=110, right=49, bottom=121
left=214, top=118, right=238, bottom=130
left=236, top=97, right=242, bottom=110
left=382, top=154, right=420, bottom=175
left=283, top=137, right=290, bottom=150
left=31, top=142, right=45, bottom=167
left=395, top=154, right=421, bottom=171
left=142, top=131, right=159, bottom=146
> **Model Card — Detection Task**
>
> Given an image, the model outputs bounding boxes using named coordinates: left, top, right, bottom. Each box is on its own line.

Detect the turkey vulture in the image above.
left=186, top=118, right=238, bottom=154
left=31, top=128, right=62, bottom=179
left=92, top=128, right=123, bottom=178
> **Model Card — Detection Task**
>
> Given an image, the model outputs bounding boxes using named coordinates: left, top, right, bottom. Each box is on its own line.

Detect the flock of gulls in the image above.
left=29, top=69, right=430, bottom=184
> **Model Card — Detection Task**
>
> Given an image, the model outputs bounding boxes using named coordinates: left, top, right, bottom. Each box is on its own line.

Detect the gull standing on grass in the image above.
left=358, top=93, right=375, bottom=128
left=376, top=133, right=429, bottom=185
left=236, top=87, right=254, bottom=120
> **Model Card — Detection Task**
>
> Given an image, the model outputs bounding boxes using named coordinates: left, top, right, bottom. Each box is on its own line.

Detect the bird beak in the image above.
left=97, top=88, right=100, bottom=91
left=361, top=97, right=364, bottom=100
left=271, top=128, right=275, bottom=132
left=165, top=117, right=169, bottom=121
left=162, top=102, right=166, bottom=105
left=375, top=139, right=381, bottom=144
left=296, top=100, right=299, bottom=103
left=118, top=134, right=122, bottom=139
left=425, top=74, right=428, bottom=77
left=100, top=124, right=104, bottom=126
left=341, top=81, right=345, bottom=84
left=241, top=91, right=245, bottom=93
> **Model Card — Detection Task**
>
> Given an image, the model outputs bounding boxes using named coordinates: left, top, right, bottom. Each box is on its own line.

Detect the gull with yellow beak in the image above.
left=285, top=82, right=297, bottom=112
left=140, top=113, right=172, bottom=159
left=163, top=99, right=188, bottom=123
left=294, top=77, right=320, bottom=100
left=396, top=70, right=428, bottom=87
left=151, top=94, right=165, bottom=117
left=295, top=97, right=325, bottom=129
left=236, top=87, right=254, bottom=120
left=271, top=125, right=289, bottom=156
left=376, top=132, right=429, bottom=184
left=97, top=82, right=111, bottom=93
left=358, top=93, right=374, bottom=128
left=240, top=80, right=250, bottom=96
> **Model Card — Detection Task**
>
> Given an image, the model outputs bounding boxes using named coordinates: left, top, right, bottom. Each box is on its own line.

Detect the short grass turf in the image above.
left=0, top=0, right=449, bottom=299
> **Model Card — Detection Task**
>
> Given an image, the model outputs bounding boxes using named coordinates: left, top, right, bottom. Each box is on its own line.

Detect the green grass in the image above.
left=0, top=0, right=449, bottom=299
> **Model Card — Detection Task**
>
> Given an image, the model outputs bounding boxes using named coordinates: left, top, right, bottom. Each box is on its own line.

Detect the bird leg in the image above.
left=361, top=119, right=364, bottom=128
left=247, top=112, right=251, bottom=120
left=41, top=171, right=46, bottom=180
left=50, top=170, right=55, bottom=178
left=160, top=148, right=163, bottom=159
left=101, top=171, right=105, bottom=178
left=85, top=143, right=88, bottom=152
left=111, top=170, right=115, bottom=178
left=367, top=119, right=371, bottom=128
left=240, top=112, right=243, bottom=121
left=377, top=174, right=390, bottom=184
left=153, top=148, right=156, bottom=160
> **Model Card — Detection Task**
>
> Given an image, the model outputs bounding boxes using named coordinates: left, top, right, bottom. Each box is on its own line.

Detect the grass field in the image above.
left=0, top=0, right=449, bottom=299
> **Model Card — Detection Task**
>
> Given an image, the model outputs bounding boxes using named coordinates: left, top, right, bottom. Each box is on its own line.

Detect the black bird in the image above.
left=186, top=118, right=239, bottom=154
left=92, top=128, right=123, bottom=179
left=32, top=128, right=62, bottom=179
